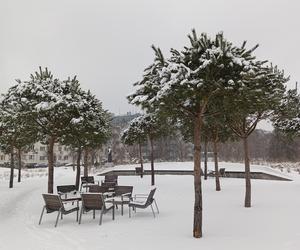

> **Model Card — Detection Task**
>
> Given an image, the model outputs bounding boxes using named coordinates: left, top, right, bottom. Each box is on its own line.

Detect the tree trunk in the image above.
left=17, top=148, right=22, bottom=183
left=213, top=138, right=221, bottom=191
left=75, top=148, right=82, bottom=190
left=48, top=136, right=55, bottom=193
left=138, top=142, right=144, bottom=178
left=149, top=136, right=155, bottom=186
left=243, top=136, right=251, bottom=207
left=204, top=138, right=208, bottom=180
left=83, top=148, right=88, bottom=177
left=193, top=114, right=203, bottom=238
left=9, top=146, right=14, bottom=188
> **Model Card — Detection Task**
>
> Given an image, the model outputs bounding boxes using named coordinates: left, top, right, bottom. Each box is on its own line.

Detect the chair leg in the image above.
left=121, top=203, right=123, bottom=216
left=55, top=210, right=61, bottom=227
left=129, top=205, right=131, bottom=218
left=150, top=204, right=155, bottom=218
left=38, top=206, right=45, bottom=225
left=79, top=207, right=83, bottom=224
left=76, top=209, right=79, bottom=222
left=154, top=199, right=159, bottom=214
left=93, top=210, right=95, bottom=219
left=112, top=206, right=115, bottom=220
left=99, top=210, right=104, bottom=225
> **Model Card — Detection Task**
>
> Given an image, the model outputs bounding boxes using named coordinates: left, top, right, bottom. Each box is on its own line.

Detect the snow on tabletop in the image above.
left=0, top=162, right=299, bottom=250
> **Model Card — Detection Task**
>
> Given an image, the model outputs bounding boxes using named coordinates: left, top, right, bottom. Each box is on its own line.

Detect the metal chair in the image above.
left=57, top=185, right=77, bottom=199
left=39, top=194, right=79, bottom=227
left=79, top=193, right=115, bottom=225
left=111, top=186, right=133, bottom=215
left=128, top=188, right=159, bottom=218
left=80, top=176, right=99, bottom=191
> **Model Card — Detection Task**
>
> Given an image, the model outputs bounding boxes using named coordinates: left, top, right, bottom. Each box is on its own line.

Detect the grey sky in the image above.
left=1, top=0, right=299, bottom=130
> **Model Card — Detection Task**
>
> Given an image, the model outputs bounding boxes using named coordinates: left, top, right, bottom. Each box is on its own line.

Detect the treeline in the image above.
left=118, top=128, right=300, bottom=163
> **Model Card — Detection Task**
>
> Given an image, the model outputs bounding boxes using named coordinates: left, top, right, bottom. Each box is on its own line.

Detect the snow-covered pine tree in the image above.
left=121, top=116, right=147, bottom=178
left=0, top=94, right=37, bottom=187
left=128, top=30, right=265, bottom=238
left=5, top=67, right=92, bottom=193
left=224, top=61, right=288, bottom=207
left=60, top=90, right=111, bottom=189
left=202, top=97, right=236, bottom=191
left=122, top=113, right=169, bottom=185
left=273, top=88, right=300, bottom=137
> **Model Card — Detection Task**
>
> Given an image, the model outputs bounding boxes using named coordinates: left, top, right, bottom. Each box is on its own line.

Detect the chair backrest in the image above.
left=145, top=188, right=156, bottom=207
left=101, top=181, right=116, bottom=189
left=81, top=193, right=104, bottom=210
left=81, top=176, right=95, bottom=184
left=42, top=194, right=63, bottom=212
left=57, top=185, right=77, bottom=194
left=89, top=185, right=109, bottom=193
left=114, top=186, right=133, bottom=196
left=219, top=168, right=226, bottom=176
left=104, top=175, right=118, bottom=184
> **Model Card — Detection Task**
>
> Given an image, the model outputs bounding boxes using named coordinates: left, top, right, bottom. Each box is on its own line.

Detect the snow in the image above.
left=0, top=162, right=299, bottom=250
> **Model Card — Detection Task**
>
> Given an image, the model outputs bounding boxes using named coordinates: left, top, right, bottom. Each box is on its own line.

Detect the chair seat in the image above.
left=64, top=206, right=79, bottom=215
left=129, top=200, right=146, bottom=206
left=111, top=197, right=131, bottom=205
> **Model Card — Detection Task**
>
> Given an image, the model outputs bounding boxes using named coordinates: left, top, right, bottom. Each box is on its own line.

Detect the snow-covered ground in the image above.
left=0, top=162, right=299, bottom=250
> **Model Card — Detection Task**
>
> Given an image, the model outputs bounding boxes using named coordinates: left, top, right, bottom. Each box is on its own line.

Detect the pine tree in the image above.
left=128, top=30, right=258, bottom=238
left=5, top=67, right=94, bottom=193
left=224, top=63, right=288, bottom=207
left=60, top=90, right=111, bottom=189
left=0, top=95, right=37, bottom=187
left=121, top=117, right=147, bottom=177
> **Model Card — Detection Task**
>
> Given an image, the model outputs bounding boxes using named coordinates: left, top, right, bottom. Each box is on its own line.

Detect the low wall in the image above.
left=99, top=169, right=292, bottom=181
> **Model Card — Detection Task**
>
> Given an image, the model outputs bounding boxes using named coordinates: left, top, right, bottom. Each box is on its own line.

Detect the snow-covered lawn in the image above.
left=0, top=162, right=299, bottom=250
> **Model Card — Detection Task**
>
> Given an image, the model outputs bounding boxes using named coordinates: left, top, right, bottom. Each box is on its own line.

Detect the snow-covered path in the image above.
left=0, top=162, right=299, bottom=250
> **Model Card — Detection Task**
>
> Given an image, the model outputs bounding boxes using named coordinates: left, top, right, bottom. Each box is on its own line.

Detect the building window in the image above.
left=29, top=155, right=34, bottom=160
left=0, top=155, right=5, bottom=161
left=64, top=156, right=68, bottom=160
left=40, top=156, right=47, bottom=160
left=40, top=146, right=46, bottom=151
left=58, top=156, right=62, bottom=160
left=58, top=146, right=62, bottom=151
left=64, top=146, right=68, bottom=151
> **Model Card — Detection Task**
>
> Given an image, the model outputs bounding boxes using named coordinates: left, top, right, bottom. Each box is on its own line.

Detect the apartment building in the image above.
left=0, top=142, right=73, bottom=167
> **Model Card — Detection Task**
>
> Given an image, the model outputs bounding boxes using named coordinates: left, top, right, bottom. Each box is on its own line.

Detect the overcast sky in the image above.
left=1, top=0, right=299, bottom=130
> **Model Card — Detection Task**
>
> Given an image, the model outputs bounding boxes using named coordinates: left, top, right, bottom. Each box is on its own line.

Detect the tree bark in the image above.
left=149, top=136, right=155, bottom=186
left=193, top=114, right=203, bottom=238
left=75, top=148, right=82, bottom=190
left=9, top=146, right=14, bottom=188
left=17, top=148, right=22, bottom=183
left=204, top=138, right=208, bottom=180
left=213, top=138, right=221, bottom=191
left=138, top=142, right=144, bottom=178
left=83, top=148, right=88, bottom=177
left=243, top=136, right=251, bottom=207
left=48, top=136, right=55, bottom=193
